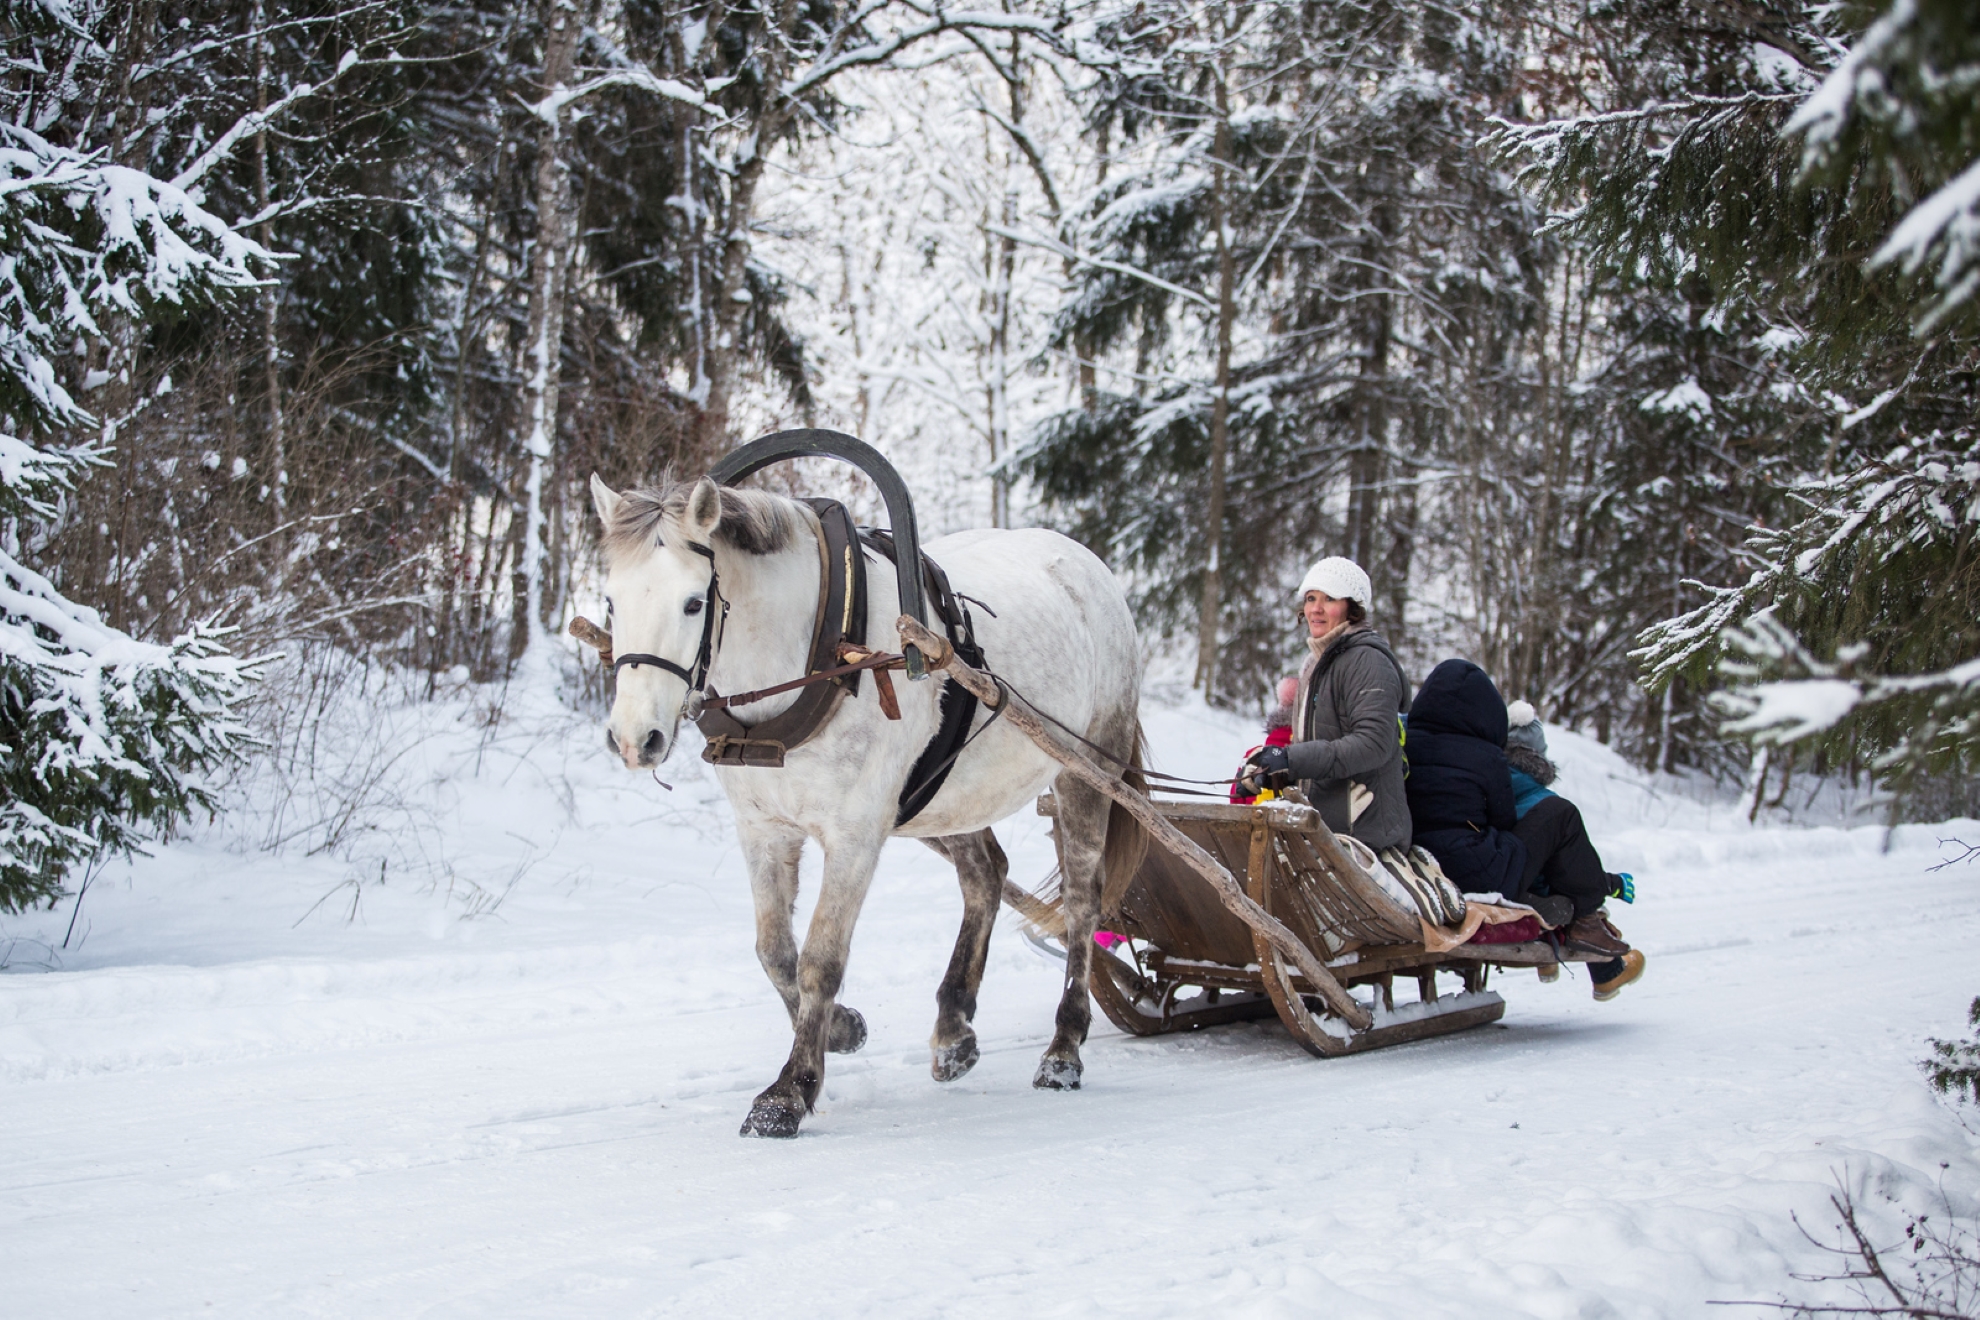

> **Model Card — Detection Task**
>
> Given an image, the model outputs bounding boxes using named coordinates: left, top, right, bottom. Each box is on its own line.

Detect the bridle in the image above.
left=610, top=539, right=728, bottom=718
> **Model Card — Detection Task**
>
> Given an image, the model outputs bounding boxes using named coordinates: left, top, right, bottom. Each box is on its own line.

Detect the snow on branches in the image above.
left=1786, top=0, right=1980, bottom=334
left=0, top=551, right=262, bottom=912
left=0, top=121, right=272, bottom=437
left=1716, top=608, right=1980, bottom=750
left=1, top=88, right=270, bottom=912
left=1639, top=433, right=1980, bottom=799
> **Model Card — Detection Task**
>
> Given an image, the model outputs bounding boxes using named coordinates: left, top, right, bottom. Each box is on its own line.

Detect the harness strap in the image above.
left=587, top=501, right=1005, bottom=813
left=699, top=648, right=905, bottom=711
left=860, top=528, right=986, bottom=828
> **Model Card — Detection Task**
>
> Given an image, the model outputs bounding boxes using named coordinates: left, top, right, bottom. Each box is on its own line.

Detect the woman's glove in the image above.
left=1237, top=744, right=1292, bottom=797
left=1348, top=782, right=1374, bottom=823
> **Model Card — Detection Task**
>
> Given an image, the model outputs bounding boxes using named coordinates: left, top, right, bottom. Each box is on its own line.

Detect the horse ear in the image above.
left=589, top=472, right=621, bottom=527
left=685, top=476, right=722, bottom=539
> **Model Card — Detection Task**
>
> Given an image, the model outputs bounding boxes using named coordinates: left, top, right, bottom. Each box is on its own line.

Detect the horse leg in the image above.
left=920, top=828, right=1008, bottom=1082
left=1038, top=773, right=1107, bottom=1090
left=740, top=832, right=884, bottom=1138
left=740, top=820, right=868, bottom=1056
left=740, top=821, right=805, bottom=1026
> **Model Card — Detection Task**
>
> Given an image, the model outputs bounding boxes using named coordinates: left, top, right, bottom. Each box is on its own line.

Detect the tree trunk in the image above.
left=986, top=179, right=1017, bottom=528
left=1078, top=117, right=1108, bottom=412
left=983, top=32, right=1027, bottom=528
left=1194, top=58, right=1236, bottom=696
left=252, top=0, right=286, bottom=517
left=1383, top=456, right=1416, bottom=643
left=1346, top=291, right=1390, bottom=570
left=514, top=0, right=582, bottom=662
left=1346, top=180, right=1394, bottom=571
left=695, top=137, right=773, bottom=453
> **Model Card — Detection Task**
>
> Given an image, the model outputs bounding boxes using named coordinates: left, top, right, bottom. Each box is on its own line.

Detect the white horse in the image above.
left=589, top=474, right=1145, bottom=1137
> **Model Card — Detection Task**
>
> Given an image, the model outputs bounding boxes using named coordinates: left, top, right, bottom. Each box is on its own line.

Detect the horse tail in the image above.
left=1099, top=722, right=1150, bottom=917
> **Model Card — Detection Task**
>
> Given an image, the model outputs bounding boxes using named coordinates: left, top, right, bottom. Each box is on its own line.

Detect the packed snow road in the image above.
left=3, top=693, right=1977, bottom=1318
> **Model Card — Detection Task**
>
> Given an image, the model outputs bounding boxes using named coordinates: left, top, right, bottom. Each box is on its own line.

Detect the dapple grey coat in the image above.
left=1287, top=626, right=1412, bottom=852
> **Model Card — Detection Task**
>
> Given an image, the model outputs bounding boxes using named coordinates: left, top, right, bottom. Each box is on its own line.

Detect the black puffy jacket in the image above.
left=1403, top=659, right=1526, bottom=896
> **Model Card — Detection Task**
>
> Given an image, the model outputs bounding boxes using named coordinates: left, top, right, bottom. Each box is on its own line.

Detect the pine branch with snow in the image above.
left=0, top=125, right=271, bottom=416
left=1925, top=996, right=1980, bottom=1106
left=0, top=563, right=264, bottom=911
left=1787, top=0, right=1980, bottom=336
left=1644, top=432, right=1980, bottom=806
left=0, top=43, right=272, bottom=911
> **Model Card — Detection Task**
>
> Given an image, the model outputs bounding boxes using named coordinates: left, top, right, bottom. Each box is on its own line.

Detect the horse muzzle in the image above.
left=606, top=721, right=670, bottom=769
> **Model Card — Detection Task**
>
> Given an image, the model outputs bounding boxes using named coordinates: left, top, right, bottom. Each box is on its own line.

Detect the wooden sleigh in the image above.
left=886, top=613, right=1603, bottom=1061
left=1022, top=792, right=1609, bottom=1058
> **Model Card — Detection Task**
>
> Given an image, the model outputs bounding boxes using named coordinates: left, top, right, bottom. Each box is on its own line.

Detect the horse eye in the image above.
left=684, top=595, right=705, bottom=616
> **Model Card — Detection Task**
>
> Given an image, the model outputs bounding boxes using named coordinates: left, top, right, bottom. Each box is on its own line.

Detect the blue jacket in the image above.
left=1509, top=767, right=1554, bottom=819
left=1403, top=659, right=1526, bottom=896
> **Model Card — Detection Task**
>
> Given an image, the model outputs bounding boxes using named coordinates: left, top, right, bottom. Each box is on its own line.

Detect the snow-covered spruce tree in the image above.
left=1020, top=0, right=1264, bottom=695
left=0, top=25, right=265, bottom=910
left=1025, top=0, right=1549, bottom=702
left=1480, top=0, right=1845, bottom=773
left=10, top=0, right=439, bottom=674
left=1255, top=0, right=1554, bottom=691
left=1927, top=997, right=1980, bottom=1105
left=1557, top=0, right=1980, bottom=808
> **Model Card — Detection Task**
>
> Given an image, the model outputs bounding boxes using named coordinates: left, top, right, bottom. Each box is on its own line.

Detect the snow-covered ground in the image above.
left=3, top=681, right=1978, bottom=1318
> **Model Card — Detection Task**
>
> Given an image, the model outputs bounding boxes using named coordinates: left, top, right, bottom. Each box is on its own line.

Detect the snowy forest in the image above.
left=5, top=0, right=1980, bottom=907
left=9, top=1, right=1980, bottom=1310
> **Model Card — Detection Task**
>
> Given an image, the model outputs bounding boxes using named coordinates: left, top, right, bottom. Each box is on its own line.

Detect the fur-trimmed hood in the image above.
left=1506, top=743, right=1557, bottom=786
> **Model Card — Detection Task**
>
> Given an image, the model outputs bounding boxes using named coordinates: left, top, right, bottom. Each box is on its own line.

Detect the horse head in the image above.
left=589, top=472, right=731, bottom=769
left=589, top=471, right=809, bottom=769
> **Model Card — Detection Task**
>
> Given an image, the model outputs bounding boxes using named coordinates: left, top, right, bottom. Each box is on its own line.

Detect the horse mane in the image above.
left=601, top=479, right=798, bottom=562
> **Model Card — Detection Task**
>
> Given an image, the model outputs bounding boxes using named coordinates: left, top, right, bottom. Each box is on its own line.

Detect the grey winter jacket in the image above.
left=1286, top=625, right=1412, bottom=851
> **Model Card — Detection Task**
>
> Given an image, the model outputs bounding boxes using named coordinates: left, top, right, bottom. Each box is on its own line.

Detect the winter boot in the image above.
left=1536, top=962, right=1560, bottom=983
left=1562, top=911, right=1630, bottom=957
left=1592, top=950, right=1646, bottom=1001
left=1529, top=894, right=1574, bottom=931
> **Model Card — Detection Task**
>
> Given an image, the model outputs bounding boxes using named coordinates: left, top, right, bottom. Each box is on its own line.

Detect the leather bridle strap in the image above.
left=611, top=541, right=725, bottom=698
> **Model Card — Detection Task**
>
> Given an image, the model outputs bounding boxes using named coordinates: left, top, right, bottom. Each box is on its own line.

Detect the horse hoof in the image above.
left=740, top=1096, right=804, bottom=1138
left=828, top=1005, right=867, bottom=1054
left=931, top=1035, right=980, bottom=1083
left=1032, top=1056, right=1082, bottom=1091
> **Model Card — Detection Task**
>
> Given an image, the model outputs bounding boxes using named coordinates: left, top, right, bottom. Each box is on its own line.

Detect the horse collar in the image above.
left=695, top=500, right=868, bottom=769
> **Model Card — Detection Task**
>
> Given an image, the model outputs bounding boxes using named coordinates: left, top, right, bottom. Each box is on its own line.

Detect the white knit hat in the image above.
left=1297, top=556, right=1372, bottom=607
left=1505, top=700, right=1548, bottom=754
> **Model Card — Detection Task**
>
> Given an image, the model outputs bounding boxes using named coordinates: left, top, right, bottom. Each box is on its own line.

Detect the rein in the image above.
left=569, top=618, right=911, bottom=723
left=569, top=566, right=1237, bottom=795
left=566, top=492, right=1223, bottom=803
left=697, top=645, right=906, bottom=718
left=972, top=667, right=1238, bottom=797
